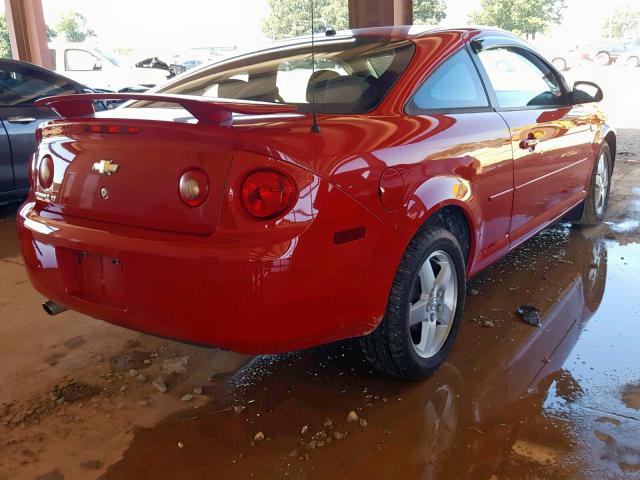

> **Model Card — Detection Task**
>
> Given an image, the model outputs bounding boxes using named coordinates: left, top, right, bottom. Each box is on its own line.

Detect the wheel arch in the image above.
left=422, top=204, right=473, bottom=266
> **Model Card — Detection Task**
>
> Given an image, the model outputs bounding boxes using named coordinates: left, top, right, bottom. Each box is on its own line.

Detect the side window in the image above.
left=0, top=64, right=78, bottom=106
left=65, top=49, right=101, bottom=71
left=406, top=49, right=489, bottom=113
left=477, top=47, right=566, bottom=109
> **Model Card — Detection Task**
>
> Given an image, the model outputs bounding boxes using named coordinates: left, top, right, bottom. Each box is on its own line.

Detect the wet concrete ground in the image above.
left=1, top=128, right=640, bottom=478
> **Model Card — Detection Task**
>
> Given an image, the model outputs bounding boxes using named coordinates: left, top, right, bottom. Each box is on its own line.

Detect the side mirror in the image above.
left=93, top=60, right=102, bottom=71
left=572, top=81, right=603, bottom=104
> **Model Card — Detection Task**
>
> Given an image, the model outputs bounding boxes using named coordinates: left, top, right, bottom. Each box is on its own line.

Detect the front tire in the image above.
left=359, top=227, right=466, bottom=380
left=574, top=143, right=612, bottom=226
left=596, top=52, right=612, bottom=65
left=552, top=57, right=567, bottom=71
left=627, top=56, right=640, bottom=68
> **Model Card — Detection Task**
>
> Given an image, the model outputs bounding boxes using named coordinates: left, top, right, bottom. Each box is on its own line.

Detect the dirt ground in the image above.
left=1, top=66, right=639, bottom=480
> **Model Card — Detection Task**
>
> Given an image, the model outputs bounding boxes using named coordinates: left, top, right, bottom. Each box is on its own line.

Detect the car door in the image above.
left=0, top=119, right=12, bottom=193
left=0, top=61, right=81, bottom=191
left=473, top=45, right=593, bottom=247
left=63, top=48, right=105, bottom=88
left=404, top=48, right=514, bottom=271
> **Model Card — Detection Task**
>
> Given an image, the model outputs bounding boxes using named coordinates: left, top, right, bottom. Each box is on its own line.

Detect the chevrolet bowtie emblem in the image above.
left=92, top=160, right=119, bottom=176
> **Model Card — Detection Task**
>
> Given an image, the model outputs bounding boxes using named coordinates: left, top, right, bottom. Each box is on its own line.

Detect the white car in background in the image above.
left=48, top=42, right=170, bottom=91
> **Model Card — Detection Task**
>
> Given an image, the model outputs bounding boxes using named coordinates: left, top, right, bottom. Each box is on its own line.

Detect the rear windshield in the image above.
left=137, top=37, right=415, bottom=114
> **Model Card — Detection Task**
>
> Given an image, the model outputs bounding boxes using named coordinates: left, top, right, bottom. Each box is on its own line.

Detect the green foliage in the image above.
left=1, top=14, right=11, bottom=59
left=262, top=0, right=349, bottom=40
left=54, top=11, right=96, bottom=42
left=413, top=0, right=447, bottom=25
left=469, top=0, right=565, bottom=38
left=602, top=6, right=640, bottom=38
left=262, top=0, right=448, bottom=39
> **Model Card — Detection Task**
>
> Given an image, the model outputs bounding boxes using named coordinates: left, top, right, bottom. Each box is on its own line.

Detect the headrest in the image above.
left=305, top=69, right=341, bottom=103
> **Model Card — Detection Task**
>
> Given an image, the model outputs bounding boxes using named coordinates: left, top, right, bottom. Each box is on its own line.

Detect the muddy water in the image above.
left=104, top=227, right=640, bottom=480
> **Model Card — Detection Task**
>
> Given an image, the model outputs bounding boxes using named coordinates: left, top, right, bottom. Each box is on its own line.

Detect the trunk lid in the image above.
left=36, top=108, right=235, bottom=235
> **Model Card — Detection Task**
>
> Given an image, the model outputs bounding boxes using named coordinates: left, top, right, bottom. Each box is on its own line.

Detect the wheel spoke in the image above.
left=434, top=261, right=451, bottom=288
left=438, top=303, right=453, bottom=325
left=418, top=260, right=435, bottom=292
left=409, top=299, right=428, bottom=326
left=416, top=320, right=436, bottom=354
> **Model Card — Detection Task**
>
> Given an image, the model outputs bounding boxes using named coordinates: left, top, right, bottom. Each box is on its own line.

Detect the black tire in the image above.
left=596, top=52, right=612, bottom=66
left=627, top=56, right=640, bottom=68
left=552, top=57, right=567, bottom=71
left=359, top=227, right=466, bottom=380
left=574, top=143, right=612, bottom=226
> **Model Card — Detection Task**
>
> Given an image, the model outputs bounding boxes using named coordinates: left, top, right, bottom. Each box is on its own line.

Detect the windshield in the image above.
left=139, top=37, right=415, bottom=114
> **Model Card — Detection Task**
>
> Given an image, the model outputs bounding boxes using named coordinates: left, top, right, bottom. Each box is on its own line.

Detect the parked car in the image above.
left=48, top=42, right=170, bottom=91
left=0, top=59, right=110, bottom=204
left=18, top=27, right=615, bottom=380
left=533, top=41, right=582, bottom=71
left=586, top=36, right=640, bottom=65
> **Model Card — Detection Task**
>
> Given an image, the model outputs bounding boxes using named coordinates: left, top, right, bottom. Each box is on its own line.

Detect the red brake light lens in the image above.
left=240, top=169, right=297, bottom=219
left=38, top=155, right=54, bottom=189
left=178, top=169, right=209, bottom=207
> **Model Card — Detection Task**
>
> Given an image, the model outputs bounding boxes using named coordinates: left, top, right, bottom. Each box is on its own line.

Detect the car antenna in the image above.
left=309, top=0, right=321, bottom=133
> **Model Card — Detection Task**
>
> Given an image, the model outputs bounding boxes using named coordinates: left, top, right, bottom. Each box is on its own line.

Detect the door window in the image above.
left=65, top=49, right=102, bottom=71
left=406, top=49, right=489, bottom=113
left=477, top=47, right=566, bottom=109
left=0, top=63, right=78, bottom=106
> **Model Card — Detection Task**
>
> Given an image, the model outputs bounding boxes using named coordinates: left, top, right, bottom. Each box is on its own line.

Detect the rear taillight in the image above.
left=240, top=169, right=297, bottom=219
left=38, top=155, right=54, bottom=190
left=178, top=169, right=209, bottom=207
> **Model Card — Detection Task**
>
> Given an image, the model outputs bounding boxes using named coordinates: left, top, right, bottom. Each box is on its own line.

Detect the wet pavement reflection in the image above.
left=105, top=227, right=640, bottom=480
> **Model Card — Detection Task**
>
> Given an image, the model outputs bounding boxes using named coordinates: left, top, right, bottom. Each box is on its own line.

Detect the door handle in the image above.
left=519, top=137, right=539, bottom=151
left=7, top=116, right=37, bottom=124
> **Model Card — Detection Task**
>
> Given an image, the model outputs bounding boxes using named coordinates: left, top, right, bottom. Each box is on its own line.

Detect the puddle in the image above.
left=103, top=228, right=640, bottom=480
left=622, top=383, right=640, bottom=410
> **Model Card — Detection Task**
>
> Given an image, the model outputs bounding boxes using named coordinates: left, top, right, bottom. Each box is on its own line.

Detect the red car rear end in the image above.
left=17, top=27, right=615, bottom=379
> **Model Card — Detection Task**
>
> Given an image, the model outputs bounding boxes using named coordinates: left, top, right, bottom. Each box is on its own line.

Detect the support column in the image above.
left=4, top=0, right=51, bottom=67
left=348, top=0, right=413, bottom=29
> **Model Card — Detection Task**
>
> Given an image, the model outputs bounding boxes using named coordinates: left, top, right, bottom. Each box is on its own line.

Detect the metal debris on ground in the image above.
left=516, top=305, right=542, bottom=327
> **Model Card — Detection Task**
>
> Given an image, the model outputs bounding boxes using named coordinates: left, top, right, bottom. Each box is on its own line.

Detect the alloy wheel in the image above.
left=594, top=152, right=609, bottom=216
left=409, top=250, right=458, bottom=358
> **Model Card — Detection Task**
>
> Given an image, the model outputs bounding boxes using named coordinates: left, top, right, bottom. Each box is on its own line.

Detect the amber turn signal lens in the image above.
left=178, top=169, right=209, bottom=207
left=38, top=155, right=54, bottom=190
left=240, top=169, right=296, bottom=219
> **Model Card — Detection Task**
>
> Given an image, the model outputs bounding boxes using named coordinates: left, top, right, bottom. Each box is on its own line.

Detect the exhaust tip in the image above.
left=43, top=301, right=67, bottom=316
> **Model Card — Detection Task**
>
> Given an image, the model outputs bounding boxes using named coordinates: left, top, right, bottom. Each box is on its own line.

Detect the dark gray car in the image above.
left=0, top=59, right=95, bottom=204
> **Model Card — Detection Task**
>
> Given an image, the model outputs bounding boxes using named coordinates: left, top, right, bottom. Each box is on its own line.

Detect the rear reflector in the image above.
left=38, top=155, right=54, bottom=190
left=334, top=226, right=366, bottom=245
left=179, top=169, right=210, bottom=207
left=85, top=125, right=139, bottom=134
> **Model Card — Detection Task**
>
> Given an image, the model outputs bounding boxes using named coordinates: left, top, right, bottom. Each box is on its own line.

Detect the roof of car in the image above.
left=279, top=25, right=517, bottom=42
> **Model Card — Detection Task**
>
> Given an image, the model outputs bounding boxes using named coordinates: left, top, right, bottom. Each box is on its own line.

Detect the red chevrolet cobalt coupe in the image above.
left=17, top=27, right=615, bottom=379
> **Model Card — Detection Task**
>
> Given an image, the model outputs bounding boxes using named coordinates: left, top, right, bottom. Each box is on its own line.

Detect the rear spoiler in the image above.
left=34, top=93, right=297, bottom=124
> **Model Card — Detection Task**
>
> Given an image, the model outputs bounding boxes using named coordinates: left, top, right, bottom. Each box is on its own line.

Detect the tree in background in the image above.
left=263, top=0, right=449, bottom=39
left=602, top=6, right=640, bottom=38
left=54, top=11, right=95, bottom=42
left=413, top=0, right=447, bottom=25
left=1, top=14, right=11, bottom=58
left=262, top=0, right=348, bottom=39
left=469, top=0, right=565, bottom=39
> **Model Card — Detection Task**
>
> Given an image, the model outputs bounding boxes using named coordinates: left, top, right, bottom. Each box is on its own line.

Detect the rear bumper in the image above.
left=16, top=199, right=401, bottom=353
